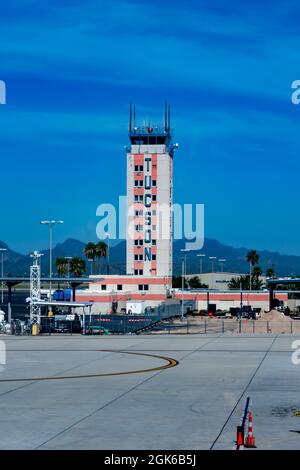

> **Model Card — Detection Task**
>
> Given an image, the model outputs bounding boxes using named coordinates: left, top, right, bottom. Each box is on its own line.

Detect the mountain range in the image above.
left=1, top=238, right=300, bottom=277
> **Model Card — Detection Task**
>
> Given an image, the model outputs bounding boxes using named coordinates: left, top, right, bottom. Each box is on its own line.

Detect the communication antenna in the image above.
left=129, top=102, right=132, bottom=132
left=133, top=105, right=136, bottom=128
left=164, top=102, right=168, bottom=131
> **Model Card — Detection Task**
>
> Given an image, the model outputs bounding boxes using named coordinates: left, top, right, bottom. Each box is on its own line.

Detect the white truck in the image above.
left=126, top=301, right=145, bottom=315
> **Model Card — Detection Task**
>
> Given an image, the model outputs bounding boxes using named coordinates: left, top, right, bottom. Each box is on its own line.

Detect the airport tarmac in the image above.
left=0, top=334, right=299, bottom=450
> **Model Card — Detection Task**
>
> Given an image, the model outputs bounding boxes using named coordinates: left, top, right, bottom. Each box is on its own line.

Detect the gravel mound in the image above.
left=260, top=309, right=291, bottom=322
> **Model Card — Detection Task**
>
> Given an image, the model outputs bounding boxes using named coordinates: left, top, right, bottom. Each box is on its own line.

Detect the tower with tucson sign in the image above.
left=126, top=103, right=175, bottom=278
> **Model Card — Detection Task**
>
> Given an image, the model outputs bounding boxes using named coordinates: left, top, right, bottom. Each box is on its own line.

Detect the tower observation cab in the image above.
left=126, top=103, right=175, bottom=279
left=128, top=102, right=174, bottom=150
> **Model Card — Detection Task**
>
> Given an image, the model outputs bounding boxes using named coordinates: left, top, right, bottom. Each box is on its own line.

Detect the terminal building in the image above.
left=185, top=272, right=267, bottom=290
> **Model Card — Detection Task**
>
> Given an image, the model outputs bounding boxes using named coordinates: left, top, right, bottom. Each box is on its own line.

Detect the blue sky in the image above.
left=0, top=0, right=300, bottom=255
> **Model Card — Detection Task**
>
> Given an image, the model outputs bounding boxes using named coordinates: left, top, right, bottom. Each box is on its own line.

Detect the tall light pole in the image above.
left=219, top=258, right=226, bottom=272
left=180, top=249, right=190, bottom=319
left=88, top=259, right=93, bottom=276
left=65, top=257, right=72, bottom=279
left=180, top=257, right=185, bottom=320
left=106, top=233, right=110, bottom=275
left=197, top=254, right=205, bottom=278
left=40, top=220, right=64, bottom=299
left=209, top=256, right=217, bottom=273
left=209, top=256, right=217, bottom=289
left=0, top=248, right=7, bottom=304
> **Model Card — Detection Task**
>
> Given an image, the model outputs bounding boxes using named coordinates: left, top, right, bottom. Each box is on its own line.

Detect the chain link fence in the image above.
left=142, top=317, right=300, bottom=335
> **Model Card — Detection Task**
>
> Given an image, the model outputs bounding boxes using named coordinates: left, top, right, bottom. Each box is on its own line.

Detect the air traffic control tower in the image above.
left=126, top=104, right=176, bottom=279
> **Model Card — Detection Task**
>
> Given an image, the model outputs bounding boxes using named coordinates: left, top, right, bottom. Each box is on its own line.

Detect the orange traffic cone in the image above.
left=245, top=411, right=256, bottom=448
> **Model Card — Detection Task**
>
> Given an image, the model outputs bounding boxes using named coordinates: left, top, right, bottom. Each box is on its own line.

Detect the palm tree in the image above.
left=96, top=241, right=107, bottom=273
left=70, top=257, right=86, bottom=277
left=84, top=242, right=97, bottom=275
left=187, top=276, right=209, bottom=289
left=172, top=276, right=188, bottom=288
left=229, top=275, right=249, bottom=290
left=246, top=250, right=260, bottom=291
left=252, top=266, right=262, bottom=278
left=266, top=267, right=275, bottom=278
left=55, top=257, right=68, bottom=277
left=252, top=266, right=263, bottom=290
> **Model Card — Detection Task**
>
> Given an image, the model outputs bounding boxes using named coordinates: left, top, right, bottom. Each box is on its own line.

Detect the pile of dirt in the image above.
left=259, top=309, right=291, bottom=322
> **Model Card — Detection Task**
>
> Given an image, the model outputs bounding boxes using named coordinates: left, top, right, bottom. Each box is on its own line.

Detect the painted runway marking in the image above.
left=0, top=349, right=178, bottom=382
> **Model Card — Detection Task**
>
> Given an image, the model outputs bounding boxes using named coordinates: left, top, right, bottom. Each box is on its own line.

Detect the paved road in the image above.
left=0, top=334, right=299, bottom=450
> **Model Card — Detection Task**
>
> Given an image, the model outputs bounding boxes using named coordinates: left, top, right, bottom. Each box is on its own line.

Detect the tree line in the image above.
left=172, top=250, right=276, bottom=290
left=228, top=250, right=275, bottom=290
left=55, top=241, right=107, bottom=277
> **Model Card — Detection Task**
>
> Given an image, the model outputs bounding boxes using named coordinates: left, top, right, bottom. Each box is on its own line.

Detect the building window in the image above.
left=152, top=195, right=157, bottom=201
left=134, top=180, right=138, bottom=187
left=139, top=180, right=143, bottom=187
left=138, top=284, right=149, bottom=291
left=134, top=269, right=144, bottom=275
left=153, top=180, right=157, bottom=186
left=134, top=165, right=139, bottom=171
left=152, top=254, right=156, bottom=260
left=152, top=239, right=156, bottom=245
left=152, top=210, right=156, bottom=216
left=139, top=254, right=143, bottom=261
left=152, top=225, right=156, bottom=231
left=117, top=284, right=122, bottom=291
left=139, top=195, right=143, bottom=201
left=134, top=254, right=138, bottom=260
left=139, top=165, right=143, bottom=171
left=134, top=195, right=138, bottom=201
left=101, top=285, right=107, bottom=291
